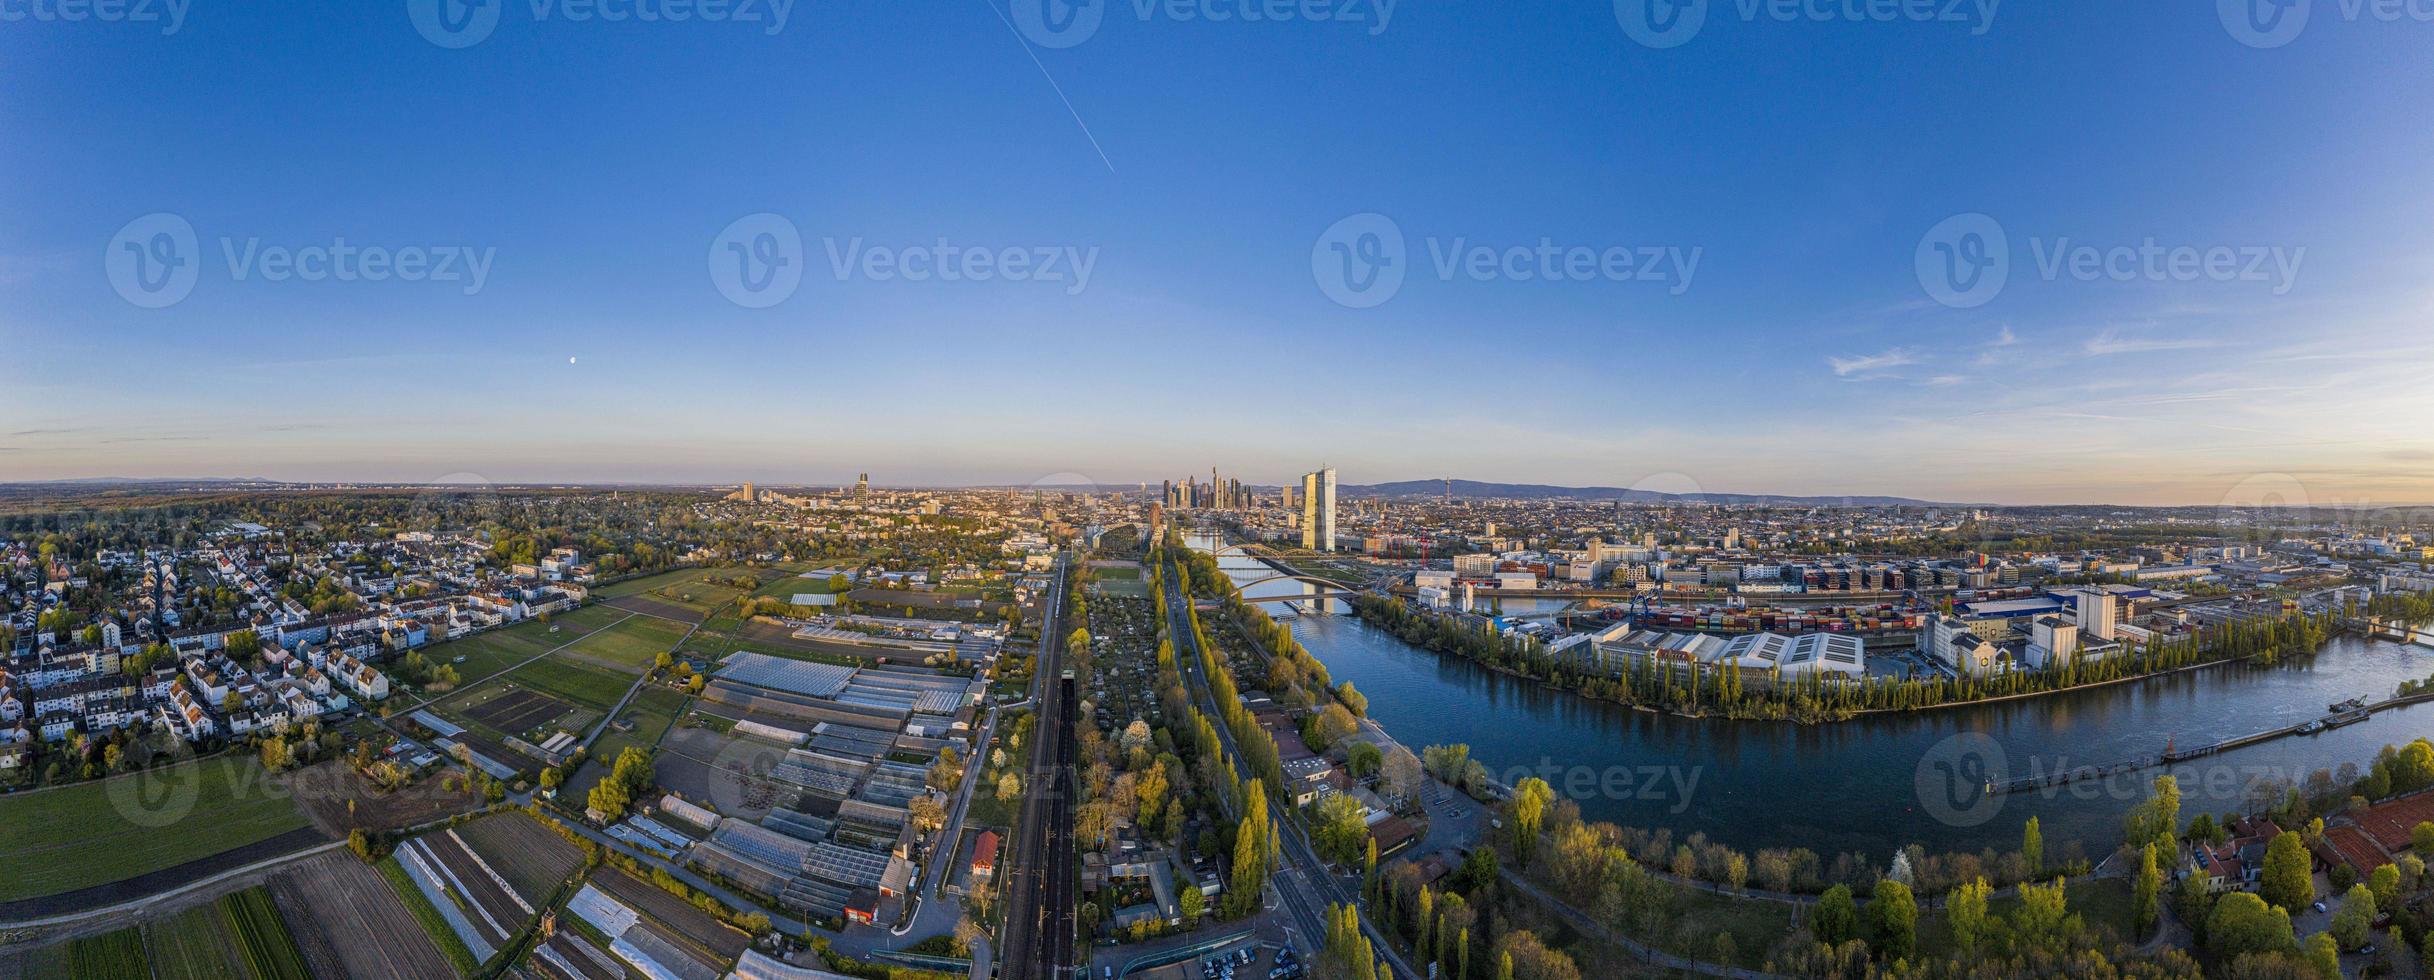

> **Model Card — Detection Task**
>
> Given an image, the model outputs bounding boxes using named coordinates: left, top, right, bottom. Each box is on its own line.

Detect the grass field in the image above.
left=509, top=656, right=638, bottom=710
left=564, top=615, right=690, bottom=671
left=0, top=756, right=311, bottom=903
left=419, top=605, right=628, bottom=686
left=587, top=684, right=691, bottom=767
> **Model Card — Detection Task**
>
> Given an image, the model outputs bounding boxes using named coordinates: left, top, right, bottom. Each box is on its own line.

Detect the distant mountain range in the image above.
left=1340, top=479, right=1951, bottom=507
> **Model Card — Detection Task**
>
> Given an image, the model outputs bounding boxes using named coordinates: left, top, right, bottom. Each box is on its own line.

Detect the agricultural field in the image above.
left=454, top=812, right=586, bottom=906
left=387, top=822, right=553, bottom=969
left=7, top=927, right=149, bottom=980
left=282, top=760, right=482, bottom=836
left=143, top=886, right=312, bottom=980
left=269, top=850, right=460, bottom=980
left=0, top=756, right=313, bottom=904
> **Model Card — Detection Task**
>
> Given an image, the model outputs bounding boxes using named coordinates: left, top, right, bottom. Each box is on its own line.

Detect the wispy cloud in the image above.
left=1829, top=347, right=1920, bottom=377
left=1921, top=374, right=1968, bottom=387
left=2083, top=331, right=2218, bottom=357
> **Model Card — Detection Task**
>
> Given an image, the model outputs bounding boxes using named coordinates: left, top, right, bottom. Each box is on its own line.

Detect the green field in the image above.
left=586, top=684, right=691, bottom=766
left=419, top=605, right=629, bottom=686
left=62, top=928, right=149, bottom=980
left=506, top=656, right=637, bottom=711
left=144, top=887, right=312, bottom=980
left=564, top=615, right=690, bottom=671
left=0, top=757, right=312, bottom=903
left=599, top=566, right=773, bottom=602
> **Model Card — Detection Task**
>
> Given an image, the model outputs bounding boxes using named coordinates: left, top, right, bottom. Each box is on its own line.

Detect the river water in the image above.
left=1189, top=534, right=2434, bottom=858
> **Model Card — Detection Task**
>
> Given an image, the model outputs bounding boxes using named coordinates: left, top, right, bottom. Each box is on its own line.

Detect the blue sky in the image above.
left=3, top=1, right=2431, bottom=504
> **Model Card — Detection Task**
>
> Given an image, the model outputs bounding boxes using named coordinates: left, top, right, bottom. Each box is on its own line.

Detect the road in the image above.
left=1157, top=556, right=1418, bottom=979
left=1000, top=553, right=1079, bottom=980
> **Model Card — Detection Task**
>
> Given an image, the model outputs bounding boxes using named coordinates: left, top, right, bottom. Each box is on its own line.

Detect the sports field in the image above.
left=0, top=756, right=312, bottom=903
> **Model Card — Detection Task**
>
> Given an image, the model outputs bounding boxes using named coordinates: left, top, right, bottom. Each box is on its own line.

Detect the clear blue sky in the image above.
left=3, top=1, right=2430, bottom=504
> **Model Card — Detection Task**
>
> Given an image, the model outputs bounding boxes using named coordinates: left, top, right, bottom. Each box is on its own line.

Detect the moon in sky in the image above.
left=568, top=357, right=578, bottom=364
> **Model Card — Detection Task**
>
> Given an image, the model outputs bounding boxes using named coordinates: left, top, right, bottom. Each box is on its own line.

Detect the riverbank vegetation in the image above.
left=1352, top=593, right=2341, bottom=723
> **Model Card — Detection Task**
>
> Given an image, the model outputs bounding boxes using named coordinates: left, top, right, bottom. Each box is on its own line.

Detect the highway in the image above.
left=1157, top=555, right=1417, bottom=979
left=1000, top=553, right=1079, bottom=980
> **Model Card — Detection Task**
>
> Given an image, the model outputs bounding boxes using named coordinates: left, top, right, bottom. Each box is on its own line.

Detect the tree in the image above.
left=1381, top=746, right=1424, bottom=804
left=1316, top=904, right=1378, bottom=980
left=1346, top=741, right=1383, bottom=778
left=1869, top=878, right=1917, bottom=961
left=1335, top=681, right=1367, bottom=717
left=1177, top=874, right=1204, bottom=921
left=2206, top=892, right=2297, bottom=960
left=1307, top=704, right=1358, bottom=752
left=1495, top=930, right=1580, bottom=980
left=1312, top=793, right=1371, bottom=866
left=1510, top=777, right=1554, bottom=866
left=540, top=767, right=563, bottom=791
left=2368, top=862, right=2400, bottom=911
left=1813, top=884, right=1859, bottom=946
left=2022, top=816, right=2044, bottom=873
left=2260, top=831, right=2313, bottom=912
left=908, top=794, right=947, bottom=834
left=2303, top=932, right=2341, bottom=980
left=998, top=772, right=1022, bottom=800
left=1948, top=877, right=1991, bottom=958
left=2413, top=821, right=2434, bottom=856
left=2134, top=842, right=2163, bottom=937
left=587, top=776, right=632, bottom=822
left=2328, top=883, right=2375, bottom=950
left=2125, top=774, right=2183, bottom=850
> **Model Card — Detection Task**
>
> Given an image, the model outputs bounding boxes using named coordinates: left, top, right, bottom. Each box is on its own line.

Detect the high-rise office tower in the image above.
left=1300, top=466, right=1336, bottom=551
left=854, top=473, right=869, bottom=504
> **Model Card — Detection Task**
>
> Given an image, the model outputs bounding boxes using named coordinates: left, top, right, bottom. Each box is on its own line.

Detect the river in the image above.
left=1188, top=533, right=2434, bottom=859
